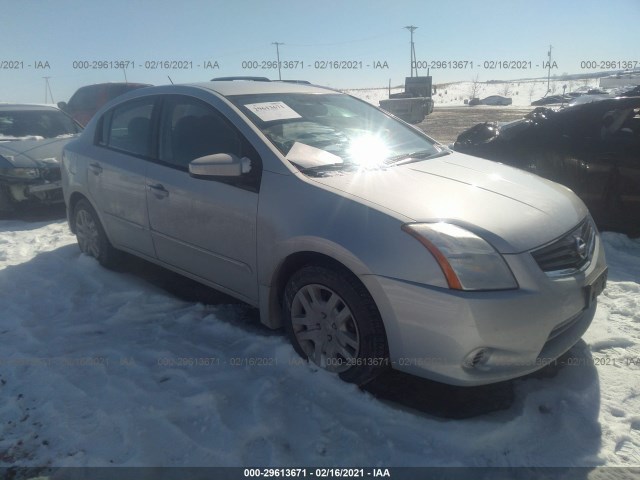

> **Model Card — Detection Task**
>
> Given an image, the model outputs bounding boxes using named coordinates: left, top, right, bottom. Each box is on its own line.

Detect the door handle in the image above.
left=88, top=162, right=103, bottom=174
left=148, top=183, right=169, bottom=198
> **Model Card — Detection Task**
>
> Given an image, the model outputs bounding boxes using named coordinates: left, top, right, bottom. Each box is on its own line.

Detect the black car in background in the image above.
left=454, top=96, right=640, bottom=235
left=530, top=95, right=572, bottom=106
left=0, top=104, right=82, bottom=213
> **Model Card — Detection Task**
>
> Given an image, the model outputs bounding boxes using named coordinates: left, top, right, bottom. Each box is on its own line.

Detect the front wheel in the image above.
left=283, top=265, right=389, bottom=385
left=74, top=198, right=119, bottom=268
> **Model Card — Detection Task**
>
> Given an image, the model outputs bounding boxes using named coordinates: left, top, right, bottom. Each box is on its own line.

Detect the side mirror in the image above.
left=189, top=153, right=251, bottom=178
left=57, top=101, right=68, bottom=111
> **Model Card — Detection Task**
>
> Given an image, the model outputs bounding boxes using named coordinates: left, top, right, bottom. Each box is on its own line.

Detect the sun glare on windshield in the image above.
left=347, top=134, right=390, bottom=168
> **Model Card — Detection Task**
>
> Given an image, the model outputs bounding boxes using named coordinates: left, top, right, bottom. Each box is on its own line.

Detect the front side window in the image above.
left=106, top=98, right=155, bottom=157
left=158, top=95, right=243, bottom=169
left=229, top=92, right=440, bottom=172
left=157, top=95, right=262, bottom=191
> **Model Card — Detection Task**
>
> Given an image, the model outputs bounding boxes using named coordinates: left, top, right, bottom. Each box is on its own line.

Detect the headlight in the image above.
left=402, top=222, right=518, bottom=291
left=0, top=167, right=40, bottom=179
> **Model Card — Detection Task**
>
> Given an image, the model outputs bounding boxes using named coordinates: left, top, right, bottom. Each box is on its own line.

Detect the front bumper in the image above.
left=1, top=175, right=63, bottom=205
left=26, top=180, right=62, bottom=195
left=362, top=233, right=607, bottom=386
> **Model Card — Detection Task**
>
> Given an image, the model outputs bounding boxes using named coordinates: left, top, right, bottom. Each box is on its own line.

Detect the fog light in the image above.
left=463, top=348, right=492, bottom=370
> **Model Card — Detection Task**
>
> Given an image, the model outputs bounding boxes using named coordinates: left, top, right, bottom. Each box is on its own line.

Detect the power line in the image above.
left=546, top=44, right=553, bottom=94
left=404, top=26, right=418, bottom=77
left=43, top=77, right=54, bottom=104
left=272, top=42, right=284, bottom=80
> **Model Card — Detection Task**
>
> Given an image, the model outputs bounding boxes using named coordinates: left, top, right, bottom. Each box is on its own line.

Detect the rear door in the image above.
left=87, top=95, right=157, bottom=257
left=145, top=94, right=262, bottom=302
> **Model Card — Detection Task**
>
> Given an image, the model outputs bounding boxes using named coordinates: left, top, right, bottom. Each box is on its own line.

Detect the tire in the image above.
left=73, top=199, right=119, bottom=268
left=283, top=265, right=389, bottom=385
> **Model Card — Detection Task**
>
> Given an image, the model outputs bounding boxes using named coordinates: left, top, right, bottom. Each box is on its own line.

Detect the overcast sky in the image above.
left=1, top=0, right=639, bottom=103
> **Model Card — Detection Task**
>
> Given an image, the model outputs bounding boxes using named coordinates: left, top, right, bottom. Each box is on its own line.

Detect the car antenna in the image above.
left=167, top=76, right=174, bottom=85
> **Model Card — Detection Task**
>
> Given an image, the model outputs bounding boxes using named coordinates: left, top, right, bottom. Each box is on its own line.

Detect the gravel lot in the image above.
left=417, top=106, right=534, bottom=145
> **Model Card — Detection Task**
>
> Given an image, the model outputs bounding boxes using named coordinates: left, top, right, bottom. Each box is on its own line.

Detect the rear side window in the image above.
left=104, top=98, right=155, bottom=157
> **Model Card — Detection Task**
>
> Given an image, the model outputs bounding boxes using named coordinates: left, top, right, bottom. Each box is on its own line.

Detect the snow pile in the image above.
left=0, top=219, right=638, bottom=468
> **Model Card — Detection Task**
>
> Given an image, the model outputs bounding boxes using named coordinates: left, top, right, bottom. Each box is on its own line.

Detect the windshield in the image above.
left=0, top=109, right=81, bottom=140
left=228, top=93, right=440, bottom=171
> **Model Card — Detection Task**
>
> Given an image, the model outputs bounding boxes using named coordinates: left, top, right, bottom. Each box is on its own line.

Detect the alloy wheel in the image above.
left=75, top=208, right=100, bottom=258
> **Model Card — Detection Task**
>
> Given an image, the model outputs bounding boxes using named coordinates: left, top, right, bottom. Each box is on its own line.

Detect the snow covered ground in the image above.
left=345, top=77, right=610, bottom=107
left=0, top=218, right=639, bottom=469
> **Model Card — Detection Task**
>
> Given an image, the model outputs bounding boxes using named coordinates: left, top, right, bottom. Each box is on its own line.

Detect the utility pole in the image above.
left=43, top=77, right=54, bottom=104
left=546, top=44, right=553, bottom=94
left=404, top=26, right=418, bottom=77
left=272, top=42, right=284, bottom=80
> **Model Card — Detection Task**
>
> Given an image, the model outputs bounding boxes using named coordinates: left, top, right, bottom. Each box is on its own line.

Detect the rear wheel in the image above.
left=283, top=265, right=389, bottom=385
left=74, top=199, right=119, bottom=268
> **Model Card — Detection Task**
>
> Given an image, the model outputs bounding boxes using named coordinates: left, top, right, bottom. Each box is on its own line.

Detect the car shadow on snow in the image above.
left=115, top=252, right=602, bottom=433
left=112, top=252, right=269, bottom=335
left=113, top=252, right=602, bottom=426
left=364, top=340, right=600, bottom=420
left=0, top=203, right=66, bottom=223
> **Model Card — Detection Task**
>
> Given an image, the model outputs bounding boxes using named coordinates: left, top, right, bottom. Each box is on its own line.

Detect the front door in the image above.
left=146, top=95, right=262, bottom=302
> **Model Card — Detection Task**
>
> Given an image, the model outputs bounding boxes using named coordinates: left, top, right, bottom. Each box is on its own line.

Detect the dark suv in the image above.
left=58, top=82, right=151, bottom=126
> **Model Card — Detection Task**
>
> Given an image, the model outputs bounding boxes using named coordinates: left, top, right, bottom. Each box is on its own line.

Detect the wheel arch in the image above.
left=262, top=250, right=381, bottom=330
left=67, top=192, right=111, bottom=246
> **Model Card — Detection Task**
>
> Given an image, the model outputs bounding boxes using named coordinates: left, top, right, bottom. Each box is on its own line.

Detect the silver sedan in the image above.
left=61, top=80, right=607, bottom=386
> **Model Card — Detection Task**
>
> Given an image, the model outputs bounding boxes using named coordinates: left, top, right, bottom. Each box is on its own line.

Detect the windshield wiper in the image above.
left=386, top=148, right=451, bottom=166
left=295, top=162, right=350, bottom=173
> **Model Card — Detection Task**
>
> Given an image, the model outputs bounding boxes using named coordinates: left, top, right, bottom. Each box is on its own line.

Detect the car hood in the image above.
left=309, top=152, right=588, bottom=254
left=0, top=136, right=76, bottom=168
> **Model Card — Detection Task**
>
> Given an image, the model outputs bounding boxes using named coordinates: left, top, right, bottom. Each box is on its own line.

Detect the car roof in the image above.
left=0, top=103, right=60, bottom=112
left=186, top=80, right=337, bottom=97
left=76, top=82, right=152, bottom=89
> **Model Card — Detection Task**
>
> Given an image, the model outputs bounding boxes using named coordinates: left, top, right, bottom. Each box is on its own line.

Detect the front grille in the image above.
left=531, top=218, right=596, bottom=275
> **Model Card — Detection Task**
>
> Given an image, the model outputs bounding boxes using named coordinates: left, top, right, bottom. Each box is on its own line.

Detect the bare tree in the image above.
left=469, top=74, right=481, bottom=99
left=500, top=82, right=511, bottom=97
